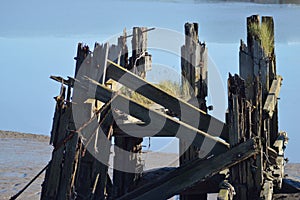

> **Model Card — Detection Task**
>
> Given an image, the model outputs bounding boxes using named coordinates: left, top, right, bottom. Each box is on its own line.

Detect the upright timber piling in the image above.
left=227, top=15, right=286, bottom=199
left=40, top=15, right=292, bottom=200
left=113, top=27, right=151, bottom=198
left=180, top=22, right=209, bottom=200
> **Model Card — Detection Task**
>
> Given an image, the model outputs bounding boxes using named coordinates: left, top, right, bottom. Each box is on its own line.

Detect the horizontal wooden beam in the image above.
left=180, top=173, right=225, bottom=195
left=106, top=59, right=229, bottom=141
left=263, top=75, right=282, bottom=118
left=134, top=168, right=224, bottom=195
left=116, top=138, right=259, bottom=200
left=50, top=75, right=74, bottom=87
left=79, top=79, right=229, bottom=157
left=113, top=123, right=179, bottom=137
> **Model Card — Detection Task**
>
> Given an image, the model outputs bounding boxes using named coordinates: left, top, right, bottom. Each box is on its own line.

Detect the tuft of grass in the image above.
left=249, top=22, right=274, bottom=55
left=119, top=86, right=152, bottom=106
left=120, top=80, right=181, bottom=107
left=181, top=80, right=192, bottom=99
left=131, top=91, right=154, bottom=106
left=156, top=80, right=181, bottom=98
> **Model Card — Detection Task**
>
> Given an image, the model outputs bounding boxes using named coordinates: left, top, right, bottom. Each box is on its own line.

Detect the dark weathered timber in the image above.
left=113, top=123, right=179, bottom=137
left=113, top=27, right=149, bottom=198
left=57, top=131, right=79, bottom=199
left=113, top=137, right=143, bottom=197
left=46, top=82, right=73, bottom=199
left=93, top=42, right=109, bottom=85
left=227, top=74, right=256, bottom=199
left=72, top=44, right=98, bottom=200
left=74, top=43, right=90, bottom=77
left=92, top=42, right=118, bottom=200
left=49, top=85, right=65, bottom=146
left=261, top=16, right=279, bottom=151
left=239, top=40, right=254, bottom=100
left=73, top=42, right=114, bottom=199
left=42, top=44, right=90, bottom=200
left=116, top=139, right=259, bottom=200
left=113, top=31, right=130, bottom=198
left=83, top=80, right=230, bottom=155
left=263, top=75, right=282, bottom=118
left=228, top=15, right=284, bottom=200
left=180, top=175, right=225, bottom=195
left=133, top=169, right=225, bottom=195
left=56, top=93, right=79, bottom=199
left=106, top=60, right=229, bottom=141
left=41, top=105, right=72, bottom=199
left=92, top=109, right=114, bottom=199
left=180, top=23, right=209, bottom=199
left=232, top=16, right=262, bottom=200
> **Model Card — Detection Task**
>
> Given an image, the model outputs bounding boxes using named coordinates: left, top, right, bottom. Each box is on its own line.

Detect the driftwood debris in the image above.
left=39, top=15, right=297, bottom=200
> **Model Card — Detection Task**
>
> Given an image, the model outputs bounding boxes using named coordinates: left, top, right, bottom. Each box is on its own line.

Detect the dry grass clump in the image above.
left=181, top=80, right=192, bottom=99
left=249, top=22, right=274, bottom=55
left=120, top=80, right=181, bottom=107
left=156, top=80, right=181, bottom=98
left=130, top=91, right=154, bottom=106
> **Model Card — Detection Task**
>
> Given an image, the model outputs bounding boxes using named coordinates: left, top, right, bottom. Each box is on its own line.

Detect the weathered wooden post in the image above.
left=180, top=22, right=208, bottom=200
left=113, top=27, right=151, bottom=198
left=41, top=44, right=90, bottom=200
left=41, top=42, right=116, bottom=200
left=228, top=15, right=286, bottom=200
left=72, top=41, right=126, bottom=200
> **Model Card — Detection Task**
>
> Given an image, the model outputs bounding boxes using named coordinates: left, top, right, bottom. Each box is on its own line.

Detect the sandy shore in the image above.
left=0, top=131, right=299, bottom=200
left=0, top=130, right=49, bottom=142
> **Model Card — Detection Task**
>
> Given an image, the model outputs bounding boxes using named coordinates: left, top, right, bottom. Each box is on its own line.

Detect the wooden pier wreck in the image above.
left=40, top=15, right=296, bottom=199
